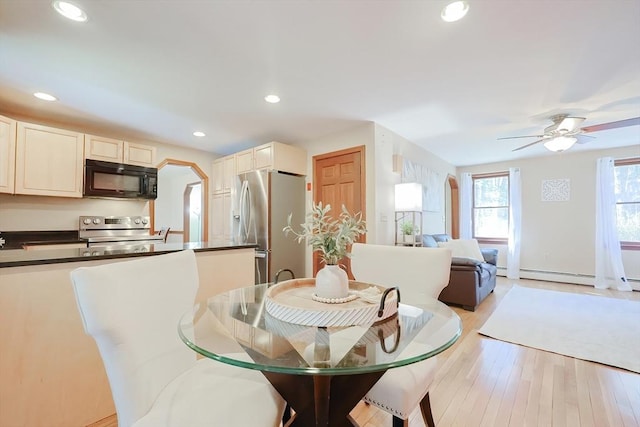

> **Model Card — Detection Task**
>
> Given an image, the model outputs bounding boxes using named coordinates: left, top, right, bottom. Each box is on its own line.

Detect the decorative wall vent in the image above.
left=541, top=179, right=570, bottom=202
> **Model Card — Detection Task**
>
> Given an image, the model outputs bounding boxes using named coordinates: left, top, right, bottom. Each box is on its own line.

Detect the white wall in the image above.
left=0, top=194, right=147, bottom=230
left=155, top=166, right=202, bottom=233
left=373, top=123, right=457, bottom=245
left=296, top=123, right=375, bottom=276
left=459, top=145, right=640, bottom=287
left=295, top=122, right=456, bottom=276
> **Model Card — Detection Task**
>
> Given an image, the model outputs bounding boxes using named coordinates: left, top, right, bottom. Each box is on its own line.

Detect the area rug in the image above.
left=478, top=286, right=640, bottom=373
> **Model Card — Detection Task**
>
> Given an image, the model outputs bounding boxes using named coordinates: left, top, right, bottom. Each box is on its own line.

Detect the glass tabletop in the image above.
left=178, top=282, right=462, bottom=376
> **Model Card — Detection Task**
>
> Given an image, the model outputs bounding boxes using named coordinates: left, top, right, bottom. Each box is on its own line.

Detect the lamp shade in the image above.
left=395, top=182, right=423, bottom=211
left=544, top=136, right=577, bottom=152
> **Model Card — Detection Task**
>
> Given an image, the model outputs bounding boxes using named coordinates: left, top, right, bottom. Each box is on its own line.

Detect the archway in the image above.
left=150, top=158, right=209, bottom=242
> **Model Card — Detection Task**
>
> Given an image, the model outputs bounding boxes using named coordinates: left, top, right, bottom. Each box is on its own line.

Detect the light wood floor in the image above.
left=89, top=277, right=640, bottom=427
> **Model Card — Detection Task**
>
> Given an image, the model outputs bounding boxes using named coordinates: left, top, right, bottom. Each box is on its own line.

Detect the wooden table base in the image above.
left=262, top=371, right=385, bottom=427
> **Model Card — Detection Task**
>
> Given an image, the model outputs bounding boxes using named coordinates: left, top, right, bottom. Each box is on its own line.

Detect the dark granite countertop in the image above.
left=0, top=241, right=258, bottom=268
left=0, top=230, right=85, bottom=249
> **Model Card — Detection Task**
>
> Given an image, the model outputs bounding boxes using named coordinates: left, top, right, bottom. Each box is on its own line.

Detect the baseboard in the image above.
left=496, top=267, right=640, bottom=291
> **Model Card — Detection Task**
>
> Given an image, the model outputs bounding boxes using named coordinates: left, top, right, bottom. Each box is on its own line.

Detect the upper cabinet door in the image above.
left=15, top=122, right=84, bottom=198
left=85, top=134, right=124, bottom=163
left=253, top=143, right=273, bottom=171
left=235, top=149, right=254, bottom=174
left=0, top=115, right=17, bottom=194
left=255, top=141, right=307, bottom=176
left=86, top=134, right=156, bottom=167
left=222, top=155, right=236, bottom=192
left=213, top=155, right=237, bottom=194
left=124, top=141, right=156, bottom=167
left=212, top=158, right=225, bottom=194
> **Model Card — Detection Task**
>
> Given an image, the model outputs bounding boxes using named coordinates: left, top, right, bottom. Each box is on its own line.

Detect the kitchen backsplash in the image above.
left=0, top=194, right=148, bottom=231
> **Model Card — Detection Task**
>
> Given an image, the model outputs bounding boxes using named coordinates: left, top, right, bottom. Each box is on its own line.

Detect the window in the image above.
left=614, top=158, right=640, bottom=249
left=472, top=172, right=509, bottom=242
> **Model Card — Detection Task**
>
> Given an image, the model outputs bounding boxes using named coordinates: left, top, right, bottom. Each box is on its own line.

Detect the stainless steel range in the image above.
left=79, top=215, right=166, bottom=256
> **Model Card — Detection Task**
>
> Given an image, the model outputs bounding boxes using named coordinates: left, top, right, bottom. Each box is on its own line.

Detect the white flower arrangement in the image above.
left=283, top=201, right=367, bottom=266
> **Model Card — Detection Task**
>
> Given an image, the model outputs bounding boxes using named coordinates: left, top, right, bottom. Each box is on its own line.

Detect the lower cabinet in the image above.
left=0, top=249, right=255, bottom=427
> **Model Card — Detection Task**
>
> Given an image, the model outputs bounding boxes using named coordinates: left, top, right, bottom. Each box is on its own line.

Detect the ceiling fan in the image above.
left=498, top=114, right=640, bottom=152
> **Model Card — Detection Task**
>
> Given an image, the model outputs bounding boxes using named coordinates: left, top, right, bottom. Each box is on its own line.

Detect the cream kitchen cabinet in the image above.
left=85, top=134, right=156, bottom=167
left=0, top=249, right=254, bottom=427
left=0, top=114, right=16, bottom=194
left=235, top=148, right=254, bottom=174
left=254, top=141, right=307, bottom=175
left=15, top=121, right=84, bottom=198
left=212, top=158, right=224, bottom=193
left=125, top=141, right=156, bottom=167
left=236, top=142, right=307, bottom=176
left=211, top=192, right=232, bottom=240
left=212, top=154, right=236, bottom=194
left=223, top=155, right=236, bottom=191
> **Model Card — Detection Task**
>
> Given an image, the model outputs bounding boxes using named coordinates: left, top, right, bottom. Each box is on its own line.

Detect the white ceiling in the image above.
left=0, top=0, right=639, bottom=167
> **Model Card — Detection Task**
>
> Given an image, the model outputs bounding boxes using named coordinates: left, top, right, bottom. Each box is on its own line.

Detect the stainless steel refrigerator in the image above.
left=233, top=170, right=306, bottom=284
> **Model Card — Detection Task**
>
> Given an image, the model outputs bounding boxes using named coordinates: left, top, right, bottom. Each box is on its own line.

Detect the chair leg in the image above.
left=392, top=415, right=408, bottom=427
left=282, top=403, right=291, bottom=425
left=419, top=392, right=435, bottom=427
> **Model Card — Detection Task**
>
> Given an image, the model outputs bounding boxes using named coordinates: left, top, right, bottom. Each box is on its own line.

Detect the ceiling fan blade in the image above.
left=512, top=138, right=545, bottom=152
left=557, top=116, right=585, bottom=132
left=582, top=117, right=640, bottom=133
left=576, top=134, right=595, bottom=144
left=497, top=135, right=544, bottom=140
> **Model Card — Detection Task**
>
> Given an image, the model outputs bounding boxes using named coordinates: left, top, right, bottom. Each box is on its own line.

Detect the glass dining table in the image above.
left=178, top=282, right=462, bottom=427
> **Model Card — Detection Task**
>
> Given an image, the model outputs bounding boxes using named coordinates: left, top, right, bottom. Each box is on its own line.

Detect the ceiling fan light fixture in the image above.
left=441, top=1, right=469, bottom=22
left=544, top=136, right=577, bottom=152
left=52, top=1, right=88, bottom=22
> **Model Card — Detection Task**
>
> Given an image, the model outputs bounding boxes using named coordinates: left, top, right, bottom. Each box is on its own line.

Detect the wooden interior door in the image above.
left=313, top=146, right=366, bottom=278
left=447, top=174, right=460, bottom=239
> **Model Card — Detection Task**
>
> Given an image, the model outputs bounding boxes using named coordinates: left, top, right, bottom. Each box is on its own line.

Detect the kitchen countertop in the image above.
left=0, top=230, right=84, bottom=249
left=0, top=241, right=258, bottom=268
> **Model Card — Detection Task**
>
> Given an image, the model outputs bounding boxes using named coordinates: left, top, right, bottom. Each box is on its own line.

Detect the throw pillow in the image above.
left=437, top=239, right=484, bottom=262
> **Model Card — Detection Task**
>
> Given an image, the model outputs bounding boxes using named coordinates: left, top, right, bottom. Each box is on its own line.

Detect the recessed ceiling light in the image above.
left=52, top=1, right=88, bottom=22
left=193, top=131, right=206, bottom=137
left=34, top=92, right=58, bottom=101
left=441, top=1, right=469, bottom=22
left=264, top=94, right=280, bottom=104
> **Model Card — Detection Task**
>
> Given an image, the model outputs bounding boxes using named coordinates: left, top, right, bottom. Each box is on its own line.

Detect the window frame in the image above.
left=471, top=171, right=509, bottom=244
left=614, top=157, right=640, bottom=251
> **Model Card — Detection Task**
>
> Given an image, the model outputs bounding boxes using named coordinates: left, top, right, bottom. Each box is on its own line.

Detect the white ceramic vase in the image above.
left=315, top=264, right=349, bottom=299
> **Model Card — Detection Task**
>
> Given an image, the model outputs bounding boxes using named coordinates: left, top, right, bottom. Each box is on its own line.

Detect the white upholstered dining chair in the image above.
left=70, top=249, right=285, bottom=427
left=351, top=243, right=452, bottom=427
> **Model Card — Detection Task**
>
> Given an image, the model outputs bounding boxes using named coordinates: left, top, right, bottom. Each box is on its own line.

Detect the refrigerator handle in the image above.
left=255, top=249, right=269, bottom=285
left=238, top=180, right=251, bottom=242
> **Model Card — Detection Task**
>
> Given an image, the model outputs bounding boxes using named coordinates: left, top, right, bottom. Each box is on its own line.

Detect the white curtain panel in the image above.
left=459, top=173, right=473, bottom=239
left=595, top=157, right=630, bottom=291
left=507, top=167, right=522, bottom=279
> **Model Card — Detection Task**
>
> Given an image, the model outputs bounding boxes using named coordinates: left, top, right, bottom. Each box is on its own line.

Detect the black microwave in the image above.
left=84, top=159, right=158, bottom=199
